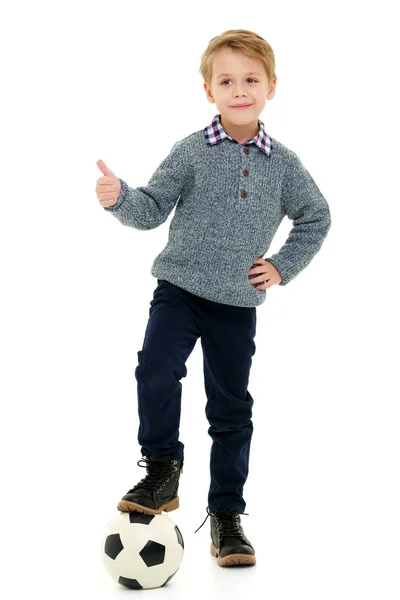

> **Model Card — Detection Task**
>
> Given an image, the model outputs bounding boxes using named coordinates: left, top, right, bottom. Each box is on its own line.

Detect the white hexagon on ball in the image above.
left=101, top=511, right=184, bottom=590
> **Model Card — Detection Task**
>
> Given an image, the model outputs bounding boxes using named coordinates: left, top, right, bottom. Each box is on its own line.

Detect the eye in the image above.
left=220, top=78, right=258, bottom=85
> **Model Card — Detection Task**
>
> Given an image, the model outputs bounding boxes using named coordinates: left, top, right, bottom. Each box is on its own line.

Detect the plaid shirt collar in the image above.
left=203, top=113, right=272, bottom=156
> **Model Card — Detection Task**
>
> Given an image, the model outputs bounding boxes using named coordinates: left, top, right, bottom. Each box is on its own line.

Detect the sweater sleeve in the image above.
left=264, top=154, right=332, bottom=285
left=103, top=139, right=191, bottom=230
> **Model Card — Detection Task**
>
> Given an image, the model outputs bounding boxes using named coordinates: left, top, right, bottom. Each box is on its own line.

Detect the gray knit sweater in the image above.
left=104, top=119, right=331, bottom=307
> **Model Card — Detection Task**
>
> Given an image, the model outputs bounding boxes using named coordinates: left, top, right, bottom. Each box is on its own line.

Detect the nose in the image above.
left=233, top=86, right=247, bottom=97
left=231, top=82, right=248, bottom=96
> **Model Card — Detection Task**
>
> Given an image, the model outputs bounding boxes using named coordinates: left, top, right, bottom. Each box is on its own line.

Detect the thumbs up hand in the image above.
left=95, top=160, right=122, bottom=207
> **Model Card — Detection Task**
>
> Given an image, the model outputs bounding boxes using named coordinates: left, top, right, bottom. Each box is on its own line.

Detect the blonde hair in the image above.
left=199, top=29, right=277, bottom=86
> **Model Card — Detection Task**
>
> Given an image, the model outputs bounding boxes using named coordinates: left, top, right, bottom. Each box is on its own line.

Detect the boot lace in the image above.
left=194, top=506, right=249, bottom=535
left=127, top=457, right=179, bottom=494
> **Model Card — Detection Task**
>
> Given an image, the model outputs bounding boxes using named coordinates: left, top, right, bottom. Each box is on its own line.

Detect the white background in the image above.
left=1, top=0, right=399, bottom=598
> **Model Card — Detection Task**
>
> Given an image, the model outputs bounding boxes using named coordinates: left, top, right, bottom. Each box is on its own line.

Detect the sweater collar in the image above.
left=203, top=113, right=272, bottom=156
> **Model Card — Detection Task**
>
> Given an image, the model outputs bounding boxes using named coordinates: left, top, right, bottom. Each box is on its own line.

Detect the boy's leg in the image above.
left=135, top=279, right=201, bottom=460
left=200, top=304, right=257, bottom=513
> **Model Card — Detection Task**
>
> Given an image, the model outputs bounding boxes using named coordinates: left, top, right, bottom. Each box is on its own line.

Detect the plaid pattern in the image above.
left=203, top=113, right=273, bottom=157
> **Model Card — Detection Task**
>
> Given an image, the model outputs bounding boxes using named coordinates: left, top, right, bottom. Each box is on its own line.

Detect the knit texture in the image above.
left=103, top=124, right=331, bottom=307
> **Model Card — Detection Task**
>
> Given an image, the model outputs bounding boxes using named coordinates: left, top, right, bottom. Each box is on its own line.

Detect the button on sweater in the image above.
left=103, top=114, right=332, bottom=307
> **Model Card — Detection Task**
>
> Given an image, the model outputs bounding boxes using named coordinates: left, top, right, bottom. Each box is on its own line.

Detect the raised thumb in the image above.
left=97, top=159, right=117, bottom=179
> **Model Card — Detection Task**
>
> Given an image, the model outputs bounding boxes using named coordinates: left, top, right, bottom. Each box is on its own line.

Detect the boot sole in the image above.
left=210, top=542, right=256, bottom=567
left=117, top=495, right=179, bottom=514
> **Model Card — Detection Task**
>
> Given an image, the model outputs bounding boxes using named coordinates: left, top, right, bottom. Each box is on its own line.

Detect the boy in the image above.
left=95, top=29, right=331, bottom=567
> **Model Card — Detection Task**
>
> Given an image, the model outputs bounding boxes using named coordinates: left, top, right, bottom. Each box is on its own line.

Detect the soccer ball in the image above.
left=101, top=511, right=184, bottom=590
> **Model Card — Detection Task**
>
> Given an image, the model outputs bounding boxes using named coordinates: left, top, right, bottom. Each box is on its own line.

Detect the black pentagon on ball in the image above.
left=174, top=525, right=184, bottom=548
left=139, top=540, right=166, bottom=567
left=118, top=575, right=143, bottom=589
left=104, top=533, right=124, bottom=560
left=128, top=512, right=155, bottom=525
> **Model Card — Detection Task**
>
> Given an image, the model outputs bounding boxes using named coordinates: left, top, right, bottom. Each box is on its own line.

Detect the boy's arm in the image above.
left=103, top=139, right=190, bottom=230
left=265, top=154, right=332, bottom=285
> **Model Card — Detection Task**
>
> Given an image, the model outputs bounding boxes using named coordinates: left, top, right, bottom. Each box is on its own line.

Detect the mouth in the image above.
left=231, top=104, right=252, bottom=109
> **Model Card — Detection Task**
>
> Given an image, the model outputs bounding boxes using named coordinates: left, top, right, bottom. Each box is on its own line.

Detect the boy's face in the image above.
left=204, top=49, right=276, bottom=137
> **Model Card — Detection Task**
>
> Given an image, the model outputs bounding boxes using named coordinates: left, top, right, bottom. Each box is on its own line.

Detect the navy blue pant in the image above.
left=135, top=279, right=257, bottom=513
